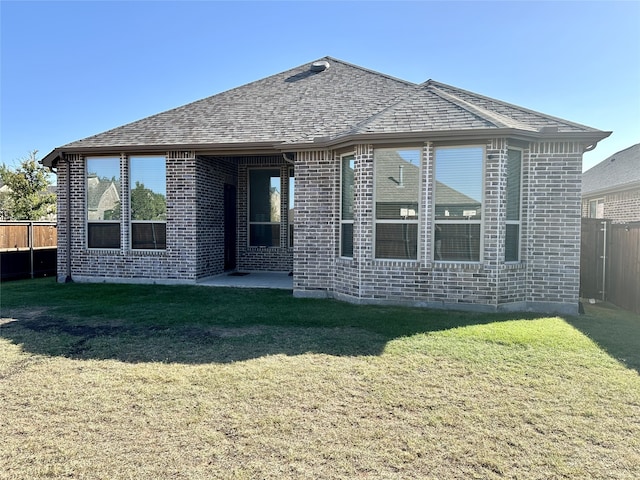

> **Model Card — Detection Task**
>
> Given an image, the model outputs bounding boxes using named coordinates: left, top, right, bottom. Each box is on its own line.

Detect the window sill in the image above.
left=431, top=261, right=484, bottom=271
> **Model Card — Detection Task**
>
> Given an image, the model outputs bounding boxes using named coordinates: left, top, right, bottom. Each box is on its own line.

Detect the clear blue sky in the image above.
left=2, top=1, right=639, bottom=175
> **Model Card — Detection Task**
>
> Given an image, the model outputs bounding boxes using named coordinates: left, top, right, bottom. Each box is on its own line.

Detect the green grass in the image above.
left=1, top=278, right=639, bottom=479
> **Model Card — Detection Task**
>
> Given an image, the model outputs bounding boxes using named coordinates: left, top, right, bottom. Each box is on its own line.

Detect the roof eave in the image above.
left=582, top=180, right=640, bottom=198
left=41, top=141, right=285, bottom=167
left=288, top=128, right=612, bottom=150
left=41, top=129, right=612, bottom=168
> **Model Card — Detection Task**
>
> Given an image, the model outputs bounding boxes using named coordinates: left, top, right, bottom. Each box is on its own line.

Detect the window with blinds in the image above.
left=434, top=146, right=484, bottom=262
left=374, top=148, right=420, bottom=259
left=505, top=149, right=522, bottom=262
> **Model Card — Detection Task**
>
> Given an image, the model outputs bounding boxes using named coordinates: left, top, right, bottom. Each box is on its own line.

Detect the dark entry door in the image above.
left=224, top=184, right=237, bottom=271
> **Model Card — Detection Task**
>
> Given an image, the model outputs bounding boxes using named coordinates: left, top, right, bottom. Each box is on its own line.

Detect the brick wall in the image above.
left=582, top=188, right=640, bottom=223
left=58, top=151, right=199, bottom=283
left=195, top=156, right=237, bottom=278
left=294, top=139, right=585, bottom=314
left=237, top=156, right=293, bottom=272
left=293, top=150, right=337, bottom=293
left=57, top=137, right=587, bottom=313
left=57, top=152, right=299, bottom=284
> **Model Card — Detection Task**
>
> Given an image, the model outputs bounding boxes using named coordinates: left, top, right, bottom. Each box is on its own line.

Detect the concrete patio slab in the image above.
left=197, top=271, right=293, bottom=290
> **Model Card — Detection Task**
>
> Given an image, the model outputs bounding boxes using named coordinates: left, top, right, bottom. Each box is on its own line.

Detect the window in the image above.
left=130, top=156, right=166, bottom=250
left=375, top=148, right=420, bottom=259
left=505, top=149, right=522, bottom=262
left=249, top=169, right=281, bottom=247
left=434, top=146, right=483, bottom=262
left=589, top=198, right=604, bottom=219
left=87, top=157, right=121, bottom=249
left=288, top=169, right=295, bottom=247
left=340, top=154, right=355, bottom=257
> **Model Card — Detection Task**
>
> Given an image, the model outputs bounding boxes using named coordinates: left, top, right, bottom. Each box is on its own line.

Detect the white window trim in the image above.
left=85, top=156, right=122, bottom=251
left=505, top=148, right=523, bottom=263
left=248, top=167, right=283, bottom=248
left=373, top=147, right=421, bottom=261
left=432, top=145, right=485, bottom=264
left=340, top=152, right=355, bottom=258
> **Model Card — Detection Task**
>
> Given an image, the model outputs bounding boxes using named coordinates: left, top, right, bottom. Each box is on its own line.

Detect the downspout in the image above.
left=601, top=220, right=607, bottom=301
left=282, top=153, right=295, bottom=165
left=45, top=159, right=71, bottom=283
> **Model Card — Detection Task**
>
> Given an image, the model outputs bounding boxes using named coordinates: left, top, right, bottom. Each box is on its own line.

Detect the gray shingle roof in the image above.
left=582, top=143, right=640, bottom=196
left=61, top=57, right=416, bottom=149
left=52, top=56, right=608, bottom=155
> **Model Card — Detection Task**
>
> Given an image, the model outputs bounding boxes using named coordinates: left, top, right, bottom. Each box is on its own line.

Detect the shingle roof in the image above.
left=60, top=57, right=416, bottom=149
left=582, top=143, right=640, bottom=196
left=48, top=56, right=609, bottom=161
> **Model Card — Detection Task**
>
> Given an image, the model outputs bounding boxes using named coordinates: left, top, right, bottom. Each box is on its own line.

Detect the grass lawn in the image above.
left=1, top=279, right=639, bottom=479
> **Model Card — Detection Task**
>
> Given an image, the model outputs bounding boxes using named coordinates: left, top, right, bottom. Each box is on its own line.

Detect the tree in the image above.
left=130, top=181, right=166, bottom=221
left=0, top=150, right=56, bottom=220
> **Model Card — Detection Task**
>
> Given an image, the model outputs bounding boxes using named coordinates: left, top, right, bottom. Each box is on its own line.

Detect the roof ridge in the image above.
left=340, top=84, right=423, bottom=136
left=427, top=84, right=534, bottom=131
left=424, top=80, right=600, bottom=132
left=324, top=56, right=418, bottom=87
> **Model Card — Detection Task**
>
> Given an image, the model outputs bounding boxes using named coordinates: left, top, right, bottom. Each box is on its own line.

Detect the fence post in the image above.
left=29, top=221, right=35, bottom=279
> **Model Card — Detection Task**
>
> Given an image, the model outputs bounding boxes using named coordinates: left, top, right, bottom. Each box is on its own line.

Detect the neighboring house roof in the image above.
left=42, top=56, right=610, bottom=166
left=435, top=181, right=481, bottom=206
left=582, top=143, right=640, bottom=196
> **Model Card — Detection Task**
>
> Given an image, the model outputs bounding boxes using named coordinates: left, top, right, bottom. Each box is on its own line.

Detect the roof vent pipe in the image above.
left=310, top=61, right=330, bottom=72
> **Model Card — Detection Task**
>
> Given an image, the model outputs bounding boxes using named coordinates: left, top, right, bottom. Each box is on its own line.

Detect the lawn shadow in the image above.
left=565, top=302, right=640, bottom=373
left=0, top=302, right=522, bottom=365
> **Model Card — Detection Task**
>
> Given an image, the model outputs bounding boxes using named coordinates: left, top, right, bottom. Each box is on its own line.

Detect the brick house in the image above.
left=582, top=143, right=640, bottom=223
left=42, top=57, right=610, bottom=314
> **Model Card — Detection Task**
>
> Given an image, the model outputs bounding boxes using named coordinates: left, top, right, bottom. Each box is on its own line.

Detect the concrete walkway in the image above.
left=197, top=271, right=293, bottom=290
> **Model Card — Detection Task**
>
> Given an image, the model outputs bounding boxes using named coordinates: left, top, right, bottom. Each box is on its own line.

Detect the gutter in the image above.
left=41, top=141, right=281, bottom=168
left=41, top=128, right=611, bottom=168
left=291, top=128, right=612, bottom=151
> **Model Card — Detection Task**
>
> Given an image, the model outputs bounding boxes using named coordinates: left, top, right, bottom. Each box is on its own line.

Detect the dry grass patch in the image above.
left=1, top=280, right=639, bottom=479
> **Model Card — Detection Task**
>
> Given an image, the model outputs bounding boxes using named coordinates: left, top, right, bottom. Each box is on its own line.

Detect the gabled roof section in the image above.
left=346, top=80, right=601, bottom=136
left=582, top=143, right=640, bottom=196
left=59, top=57, right=416, bottom=150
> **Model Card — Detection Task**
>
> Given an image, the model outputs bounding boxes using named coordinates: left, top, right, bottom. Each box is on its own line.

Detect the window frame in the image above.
left=373, top=147, right=421, bottom=261
left=86, top=156, right=122, bottom=250
left=589, top=198, right=604, bottom=219
left=433, top=145, right=485, bottom=263
left=129, top=155, right=167, bottom=251
left=340, top=153, right=355, bottom=258
left=505, top=148, right=523, bottom=263
left=288, top=168, right=295, bottom=248
left=248, top=167, right=282, bottom=248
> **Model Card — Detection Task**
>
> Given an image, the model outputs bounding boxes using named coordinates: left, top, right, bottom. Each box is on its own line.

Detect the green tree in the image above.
left=130, top=181, right=166, bottom=221
left=0, top=150, right=56, bottom=220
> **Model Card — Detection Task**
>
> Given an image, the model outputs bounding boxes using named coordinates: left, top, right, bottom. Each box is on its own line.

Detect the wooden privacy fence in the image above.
left=580, top=219, right=640, bottom=315
left=0, top=222, right=57, bottom=280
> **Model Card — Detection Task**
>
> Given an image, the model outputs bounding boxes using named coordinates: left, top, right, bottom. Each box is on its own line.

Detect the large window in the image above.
left=130, top=156, right=166, bottom=250
left=87, top=157, right=121, bottom=249
left=375, top=148, right=420, bottom=259
left=434, top=146, right=484, bottom=262
left=249, top=169, right=281, bottom=247
left=340, top=154, right=355, bottom=257
left=288, top=169, right=295, bottom=247
left=505, top=149, right=522, bottom=262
